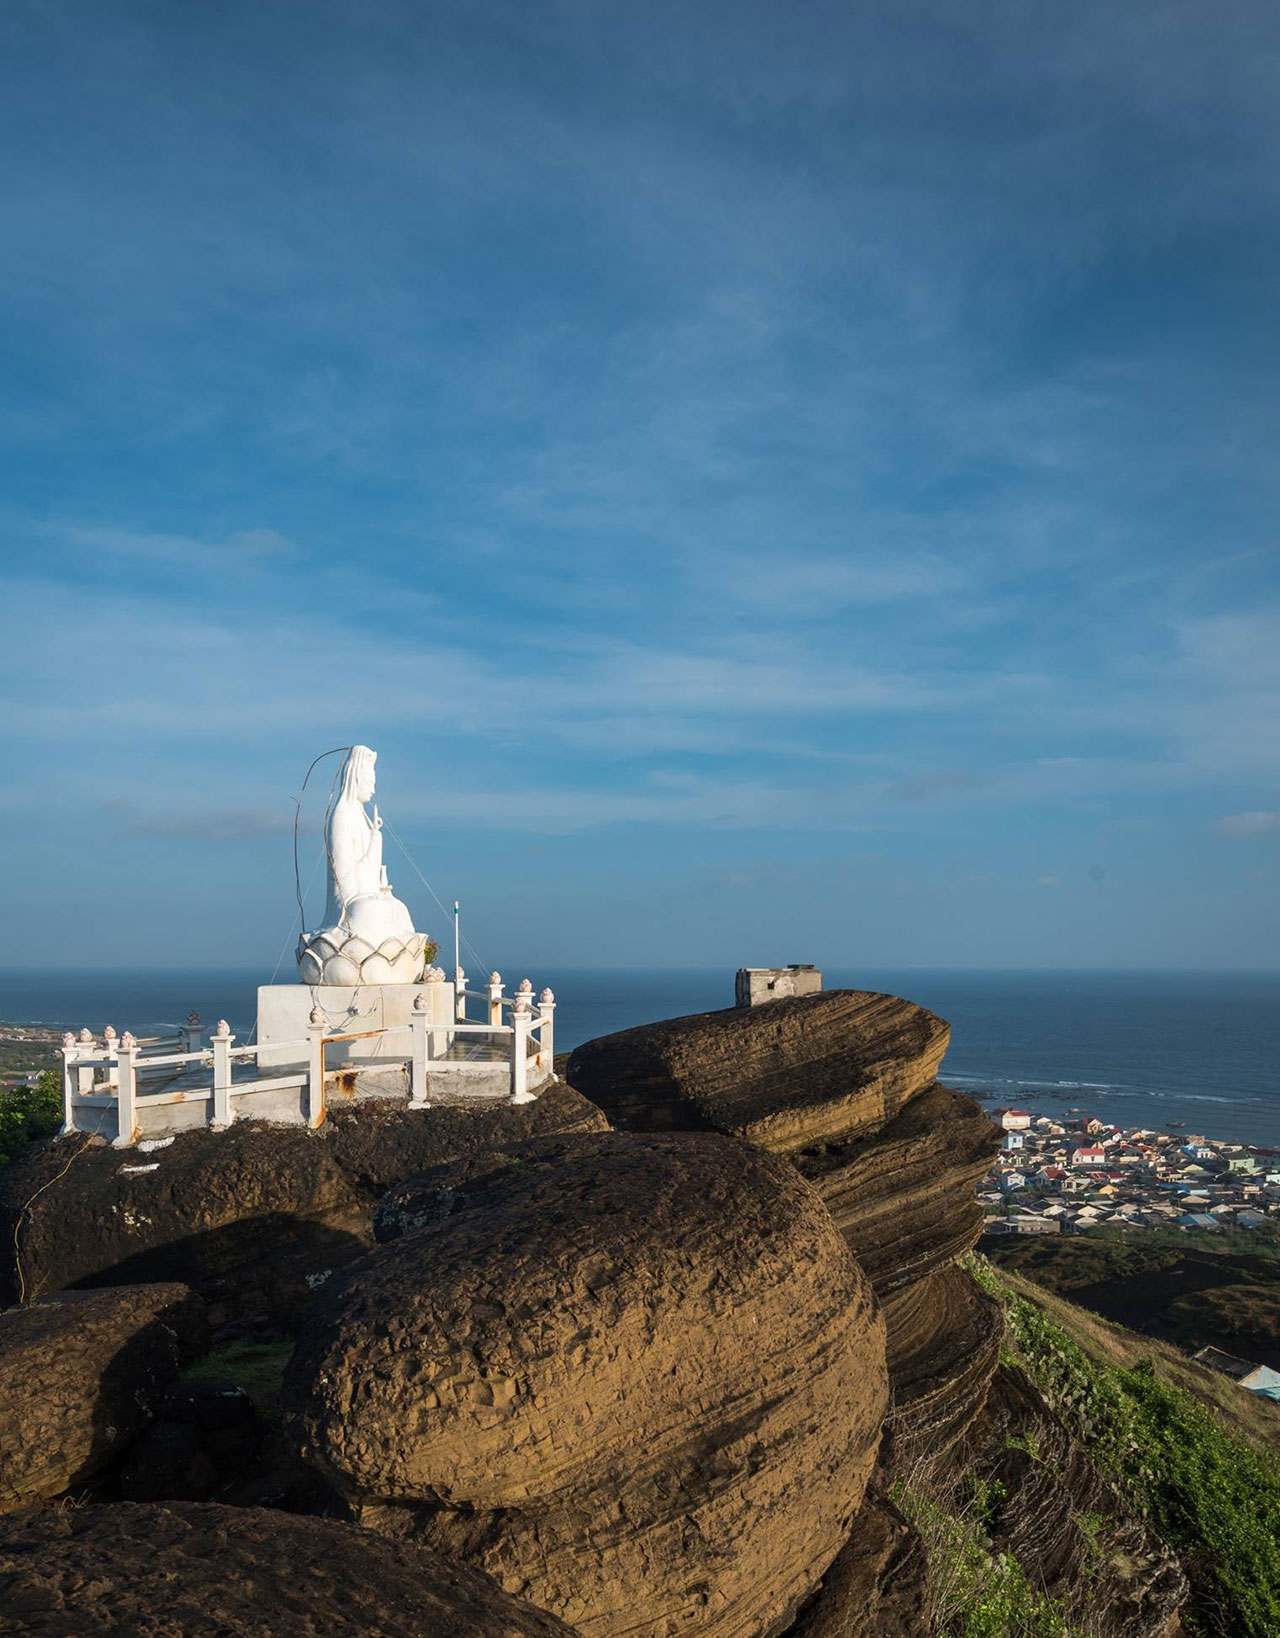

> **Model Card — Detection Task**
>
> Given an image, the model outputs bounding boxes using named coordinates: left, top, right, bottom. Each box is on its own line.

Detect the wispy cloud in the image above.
left=1215, top=812, right=1280, bottom=839
left=2, top=0, right=1278, bottom=964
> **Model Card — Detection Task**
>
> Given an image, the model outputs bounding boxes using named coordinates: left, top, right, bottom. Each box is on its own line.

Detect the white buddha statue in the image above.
left=296, top=745, right=433, bottom=986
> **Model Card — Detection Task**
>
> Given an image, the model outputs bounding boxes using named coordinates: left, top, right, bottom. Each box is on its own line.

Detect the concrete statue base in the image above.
left=257, top=980, right=456, bottom=1069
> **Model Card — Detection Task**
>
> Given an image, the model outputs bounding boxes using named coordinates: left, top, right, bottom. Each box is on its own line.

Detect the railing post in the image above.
left=60, top=1033, right=78, bottom=1134
left=113, top=1032, right=138, bottom=1148
left=538, top=987, right=556, bottom=1075
left=454, top=966, right=467, bottom=1022
left=510, top=991, right=533, bottom=1104
left=425, top=965, right=448, bottom=1058
left=409, top=990, right=430, bottom=1108
left=101, top=1026, right=119, bottom=1089
left=306, top=1008, right=326, bottom=1128
left=75, top=1029, right=95, bottom=1100
left=182, top=1011, right=202, bottom=1055
left=488, top=971, right=504, bottom=1026
left=211, top=1019, right=234, bottom=1130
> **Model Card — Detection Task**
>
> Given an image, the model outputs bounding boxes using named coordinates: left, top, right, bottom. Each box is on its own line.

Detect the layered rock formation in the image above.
left=567, top=992, right=1002, bottom=1459
left=0, top=1284, right=206, bottom=1512
left=0, top=1502, right=577, bottom=1636
left=0, top=1083, right=606, bottom=1327
left=565, top=989, right=949, bottom=1150
left=286, top=1131, right=888, bottom=1637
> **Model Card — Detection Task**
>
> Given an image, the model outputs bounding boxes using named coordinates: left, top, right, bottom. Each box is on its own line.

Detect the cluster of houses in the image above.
left=980, top=1106, right=1280, bottom=1237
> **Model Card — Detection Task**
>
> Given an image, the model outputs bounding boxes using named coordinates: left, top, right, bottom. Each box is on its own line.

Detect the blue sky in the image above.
left=2, top=0, right=1278, bottom=971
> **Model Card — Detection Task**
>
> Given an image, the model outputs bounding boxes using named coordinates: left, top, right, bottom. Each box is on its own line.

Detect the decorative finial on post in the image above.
left=413, top=991, right=429, bottom=1013
left=309, top=1006, right=325, bottom=1027
left=517, top=978, right=533, bottom=995
left=490, top=971, right=502, bottom=984
left=120, top=1031, right=137, bottom=1050
left=103, top=1026, right=118, bottom=1044
left=540, top=987, right=555, bottom=1004
left=79, top=1028, right=94, bottom=1044
left=214, top=1019, right=232, bottom=1038
left=186, top=1011, right=201, bottom=1028
left=62, top=1031, right=75, bottom=1049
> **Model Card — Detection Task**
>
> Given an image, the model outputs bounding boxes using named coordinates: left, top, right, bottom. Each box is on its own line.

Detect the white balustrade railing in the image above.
left=59, top=983, right=556, bottom=1147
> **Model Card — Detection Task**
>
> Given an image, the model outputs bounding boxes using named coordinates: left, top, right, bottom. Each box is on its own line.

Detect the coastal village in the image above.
left=981, top=1105, right=1280, bottom=1237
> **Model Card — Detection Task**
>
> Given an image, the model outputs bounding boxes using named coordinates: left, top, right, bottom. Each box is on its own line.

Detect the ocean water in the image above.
left=2, top=967, right=1277, bottom=1148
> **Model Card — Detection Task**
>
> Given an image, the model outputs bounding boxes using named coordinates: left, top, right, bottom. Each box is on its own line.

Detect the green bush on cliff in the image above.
left=0, top=1070, right=61, bottom=1167
left=892, top=1473, right=1074, bottom=1637
left=968, top=1253, right=1280, bottom=1638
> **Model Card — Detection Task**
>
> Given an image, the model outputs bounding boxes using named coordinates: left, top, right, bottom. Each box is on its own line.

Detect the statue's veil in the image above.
left=337, top=745, right=376, bottom=806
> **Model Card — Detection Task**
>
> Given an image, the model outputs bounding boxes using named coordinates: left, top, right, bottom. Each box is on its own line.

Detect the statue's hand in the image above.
left=373, top=805, right=383, bottom=830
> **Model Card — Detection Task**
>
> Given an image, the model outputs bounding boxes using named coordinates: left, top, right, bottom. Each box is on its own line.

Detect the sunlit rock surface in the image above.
left=286, top=1131, right=888, bottom=1637
left=567, top=992, right=1001, bottom=1464
left=566, top=990, right=949, bottom=1150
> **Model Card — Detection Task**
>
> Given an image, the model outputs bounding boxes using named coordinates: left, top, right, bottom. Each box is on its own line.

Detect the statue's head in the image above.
left=341, top=744, right=377, bottom=805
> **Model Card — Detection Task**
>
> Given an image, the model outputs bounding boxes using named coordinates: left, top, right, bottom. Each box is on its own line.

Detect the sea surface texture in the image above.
left=2, top=967, right=1276, bottom=1147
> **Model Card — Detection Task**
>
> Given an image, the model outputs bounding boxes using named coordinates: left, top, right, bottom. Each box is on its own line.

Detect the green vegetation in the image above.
left=985, top=1228, right=1280, bottom=1369
left=0, top=1036, right=59, bottom=1085
left=1166, top=1284, right=1280, bottom=1362
left=184, top=1340, right=294, bottom=1426
left=968, top=1253, right=1280, bottom=1638
left=892, top=1471, right=1075, bottom=1637
left=0, top=1070, right=61, bottom=1167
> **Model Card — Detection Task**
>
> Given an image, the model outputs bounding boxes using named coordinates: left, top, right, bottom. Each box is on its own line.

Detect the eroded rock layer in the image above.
left=880, top=1264, right=1004, bottom=1457
left=0, top=1284, right=206, bottom=1513
left=0, top=1502, right=576, bottom=1636
left=565, top=990, right=949, bottom=1151
left=792, top=1082, right=999, bottom=1299
left=287, top=1131, right=888, bottom=1638
left=0, top=1083, right=607, bottom=1325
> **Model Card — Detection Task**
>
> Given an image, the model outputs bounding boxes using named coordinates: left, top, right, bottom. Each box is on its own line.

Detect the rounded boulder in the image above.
left=0, top=1501, right=575, bottom=1636
left=286, top=1132, right=887, bottom=1636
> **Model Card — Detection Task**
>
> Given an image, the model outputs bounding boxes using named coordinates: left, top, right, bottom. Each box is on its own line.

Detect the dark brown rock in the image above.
left=0, top=1501, right=578, bottom=1635
left=565, top=990, right=949, bottom=1151
left=323, top=1080, right=609, bottom=1195
left=0, top=1083, right=607, bottom=1326
left=787, top=1486, right=934, bottom=1638
left=287, top=1132, right=888, bottom=1637
left=117, top=1379, right=260, bottom=1503
left=0, top=1284, right=206, bottom=1512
